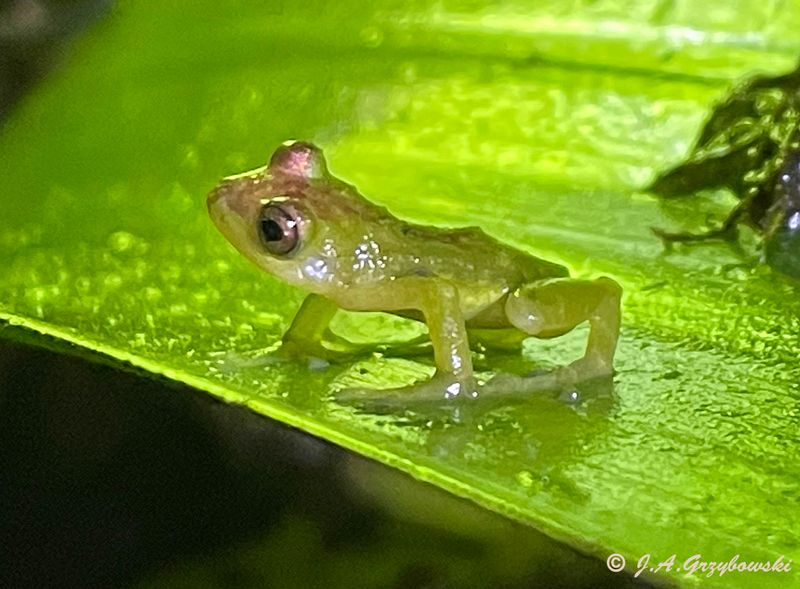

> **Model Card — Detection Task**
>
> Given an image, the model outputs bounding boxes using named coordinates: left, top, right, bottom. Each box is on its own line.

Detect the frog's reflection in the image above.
left=328, top=346, right=616, bottom=509
left=418, top=372, right=615, bottom=508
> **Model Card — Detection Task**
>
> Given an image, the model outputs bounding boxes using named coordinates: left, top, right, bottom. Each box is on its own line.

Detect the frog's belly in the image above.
left=389, top=284, right=511, bottom=328
left=463, top=297, right=512, bottom=328
left=458, top=284, right=511, bottom=323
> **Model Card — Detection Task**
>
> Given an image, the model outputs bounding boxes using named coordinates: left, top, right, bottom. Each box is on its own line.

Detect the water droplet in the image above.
left=108, top=231, right=135, bottom=253
left=254, top=312, right=281, bottom=327
left=180, top=144, right=200, bottom=170
left=75, top=277, right=91, bottom=294
left=308, top=357, right=330, bottom=372
left=103, top=273, right=123, bottom=289
left=360, top=25, right=383, bottom=48
left=516, top=470, right=534, bottom=488
left=558, top=388, right=581, bottom=405
left=25, top=285, right=58, bottom=304
left=213, top=260, right=230, bottom=273
left=144, top=287, right=162, bottom=302
left=192, top=292, right=209, bottom=305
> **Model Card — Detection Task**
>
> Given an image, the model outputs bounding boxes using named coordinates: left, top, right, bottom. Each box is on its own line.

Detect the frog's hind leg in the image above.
left=334, top=276, right=479, bottom=405
left=490, top=277, right=621, bottom=393
left=467, top=328, right=530, bottom=352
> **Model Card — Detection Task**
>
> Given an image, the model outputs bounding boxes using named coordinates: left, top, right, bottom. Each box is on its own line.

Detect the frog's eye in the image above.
left=268, top=140, right=327, bottom=179
left=259, top=204, right=303, bottom=256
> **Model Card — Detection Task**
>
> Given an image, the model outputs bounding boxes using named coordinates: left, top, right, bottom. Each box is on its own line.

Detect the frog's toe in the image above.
left=333, top=384, right=418, bottom=412
left=212, top=347, right=291, bottom=373
left=376, top=337, right=432, bottom=358
left=484, top=360, right=615, bottom=397
left=482, top=371, right=560, bottom=396
left=276, top=339, right=362, bottom=363
left=334, top=375, right=479, bottom=408
left=561, top=357, right=615, bottom=383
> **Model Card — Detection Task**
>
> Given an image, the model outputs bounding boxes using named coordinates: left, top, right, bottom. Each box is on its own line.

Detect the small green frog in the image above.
left=208, top=141, right=621, bottom=401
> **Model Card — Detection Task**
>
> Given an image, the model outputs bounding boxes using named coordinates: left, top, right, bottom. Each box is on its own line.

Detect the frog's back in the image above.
left=391, top=221, right=568, bottom=286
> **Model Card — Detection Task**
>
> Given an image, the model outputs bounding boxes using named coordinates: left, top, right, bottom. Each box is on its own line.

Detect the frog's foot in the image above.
left=556, top=356, right=615, bottom=387
left=483, top=358, right=613, bottom=397
left=375, top=334, right=433, bottom=358
left=335, top=373, right=479, bottom=409
left=280, top=331, right=433, bottom=364
left=276, top=336, right=371, bottom=364
left=482, top=370, right=560, bottom=396
left=215, top=348, right=286, bottom=373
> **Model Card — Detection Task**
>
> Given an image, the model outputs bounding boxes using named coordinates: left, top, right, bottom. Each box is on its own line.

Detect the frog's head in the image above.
left=207, top=140, right=336, bottom=286
left=763, top=154, right=800, bottom=279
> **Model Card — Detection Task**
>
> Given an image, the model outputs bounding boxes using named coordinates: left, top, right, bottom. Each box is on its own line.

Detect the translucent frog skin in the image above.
left=208, top=141, right=622, bottom=402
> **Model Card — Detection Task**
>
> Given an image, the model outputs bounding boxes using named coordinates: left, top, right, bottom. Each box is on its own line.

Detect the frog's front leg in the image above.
left=279, top=293, right=371, bottom=361
left=279, top=293, right=337, bottom=359
left=335, top=276, right=478, bottom=402
left=280, top=293, right=433, bottom=362
left=487, top=276, right=621, bottom=395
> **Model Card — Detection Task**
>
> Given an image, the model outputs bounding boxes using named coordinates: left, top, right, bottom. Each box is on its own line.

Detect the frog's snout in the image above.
left=206, top=183, right=224, bottom=211
left=207, top=180, right=245, bottom=220
left=206, top=182, right=230, bottom=223
left=206, top=180, right=243, bottom=235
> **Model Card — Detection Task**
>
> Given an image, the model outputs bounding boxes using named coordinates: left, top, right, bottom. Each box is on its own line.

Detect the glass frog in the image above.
left=207, top=141, right=622, bottom=402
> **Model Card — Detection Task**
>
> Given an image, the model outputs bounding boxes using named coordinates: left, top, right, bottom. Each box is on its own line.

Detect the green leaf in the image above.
left=2, top=1, right=799, bottom=587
